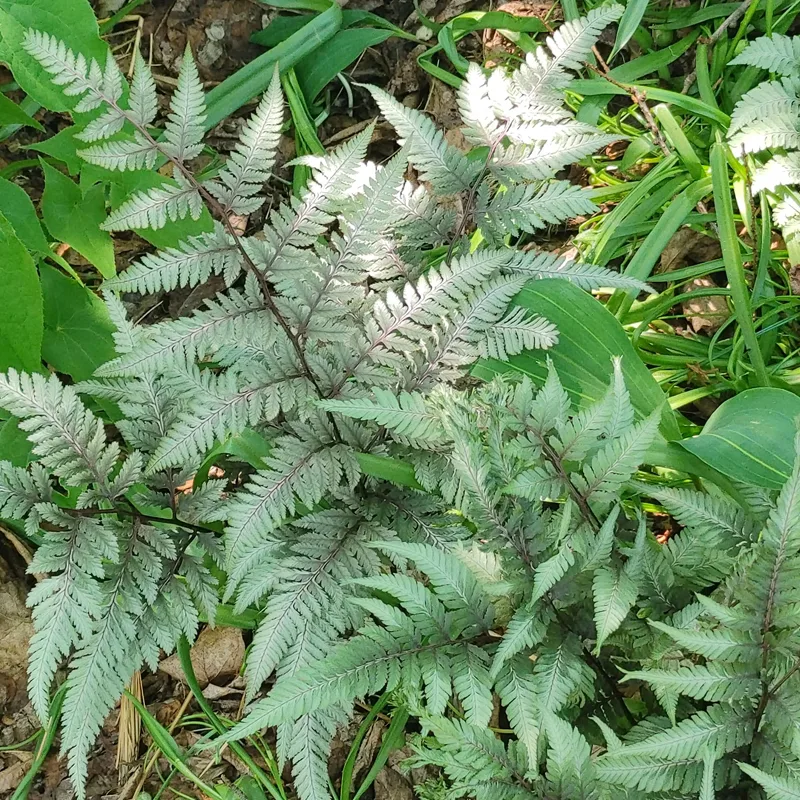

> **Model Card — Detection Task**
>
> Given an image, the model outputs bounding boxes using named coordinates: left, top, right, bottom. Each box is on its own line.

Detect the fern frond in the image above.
left=78, top=134, right=159, bottom=172
left=367, top=85, right=479, bottom=194
left=507, top=249, right=652, bottom=292
left=22, top=29, right=123, bottom=114
left=0, top=370, right=118, bottom=489
left=574, top=409, right=660, bottom=501
left=730, top=34, right=800, bottom=76
left=513, top=4, right=625, bottom=97
left=163, top=46, right=206, bottom=160
left=458, top=63, right=502, bottom=147
left=480, top=307, right=559, bottom=359
left=0, top=461, right=52, bottom=531
left=739, top=763, right=800, bottom=799
left=320, top=389, right=443, bottom=443
left=102, top=177, right=203, bottom=231
left=105, top=224, right=240, bottom=294
left=491, top=134, right=619, bottom=181
left=96, top=285, right=269, bottom=376
left=477, top=180, right=597, bottom=241
left=624, top=663, right=760, bottom=702
left=210, top=67, right=283, bottom=215
left=592, top=564, right=637, bottom=650
left=225, top=434, right=356, bottom=577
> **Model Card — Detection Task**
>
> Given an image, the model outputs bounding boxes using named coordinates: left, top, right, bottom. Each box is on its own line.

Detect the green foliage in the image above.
left=5, top=5, right=800, bottom=800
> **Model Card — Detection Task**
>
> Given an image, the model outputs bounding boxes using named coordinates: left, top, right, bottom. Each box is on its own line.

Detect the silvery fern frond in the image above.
left=479, top=306, right=559, bottom=359
left=730, top=33, right=800, bottom=76
left=78, top=134, right=158, bottom=172
left=128, top=51, right=158, bottom=126
left=458, top=63, right=502, bottom=147
left=476, top=180, right=598, bottom=241
left=22, top=29, right=124, bottom=114
left=96, top=281, right=270, bottom=376
left=513, top=4, right=625, bottom=98
left=729, top=79, right=800, bottom=137
left=209, top=66, right=283, bottom=215
left=490, top=133, right=619, bottom=181
left=147, top=363, right=310, bottom=473
left=163, top=46, right=206, bottom=160
left=507, top=249, right=652, bottom=293
left=102, top=173, right=203, bottom=231
left=320, top=389, right=444, bottom=444
left=0, top=461, right=52, bottom=535
left=367, top=85, right=480, bottom=194
left=0, top=370, right=118, bottom=489
left=104, top=223, right=241, bottom=294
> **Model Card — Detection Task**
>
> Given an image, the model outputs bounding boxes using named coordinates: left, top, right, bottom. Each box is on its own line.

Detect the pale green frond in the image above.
left=163, top=45, right=206, bottom=160
left=593, top=564, right=638, bottom=651
left=102, top=177, right=203, bottom=231
left=648, top=620, right=760, bottom=662
left=367, top=85, right=479, bottom=194
left=479, top=307, right=559, bottom=359
left=738, top=763, right=800, bottom=799
left=491, top=601, right=551, bottom=679
left=496, top=661, right=541, bottom=769
left=730, top=33, right=800, bottom=76
left=451, top=644, right=493, bottom=727
left=624, top=663, right=760, bottom=702
left=575, top=409, right=660, bottom=501
left=129, top=51, right=158, bottom=126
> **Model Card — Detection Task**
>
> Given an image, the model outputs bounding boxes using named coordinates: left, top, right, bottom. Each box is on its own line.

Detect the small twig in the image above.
left=586, top=57, right=670, bottom=156
left=682, top=0, right=755, bottom=94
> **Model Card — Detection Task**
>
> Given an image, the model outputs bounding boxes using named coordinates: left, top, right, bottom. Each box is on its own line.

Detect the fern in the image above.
left=1, top=11, right=715, bottom=800
left=728, top=34, right=800, bottom=243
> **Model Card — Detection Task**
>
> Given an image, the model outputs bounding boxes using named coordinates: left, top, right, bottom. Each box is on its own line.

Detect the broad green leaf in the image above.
left=0, top=0, right=107, bottom=111
left=0, top=176, right=50, bottom=255
left=0, top=416, right=34, bottom=465
left=28, top=126, right=84, bottom=174
left=40, top=263, right=116, bottom=380
left=472, top=279, right=680, bottom=439
left=611, top=0, right=649, bottom=59
left=297, top=28, right=393, bottom=100
left=0, top=212, right=42, bottom=372
left=40, top=162, right=116, bottom=278
left=679, top=388, right=800, bottom=490
left=0, top=91, right=42, bottom=129
left=204, top=1, right=342, bottom=130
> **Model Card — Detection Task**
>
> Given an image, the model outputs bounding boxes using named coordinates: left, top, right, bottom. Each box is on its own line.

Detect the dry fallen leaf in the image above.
left=159, top=626, right=245, bottom=687
left=0, top=752, right=33, bottom=795
left=0, top=555, right=33, bottom=714
left=659, top=228, right=728, bottom=333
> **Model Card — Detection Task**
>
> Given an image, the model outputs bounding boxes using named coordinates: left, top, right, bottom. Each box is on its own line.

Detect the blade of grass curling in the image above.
left=176, top=636, right=286, bottom=800
left=710, top=141, right=770, bottom=386
left=125, top=691, right=226, bottom=800
left=11, top=683, right=66, bottom=800
left=611, top=0, right=649, bottom=60
left=205, top=1, right=342, bottom=130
